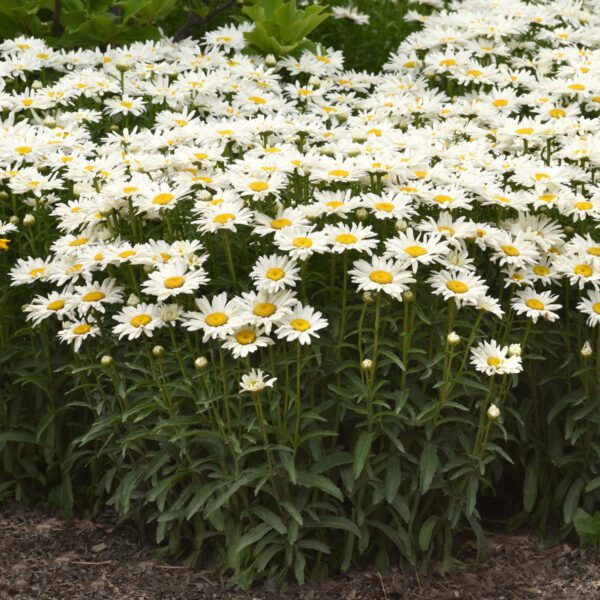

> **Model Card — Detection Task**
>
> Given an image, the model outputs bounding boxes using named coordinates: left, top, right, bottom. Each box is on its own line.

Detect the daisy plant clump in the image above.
left=1, top=0, right=600, bottom=586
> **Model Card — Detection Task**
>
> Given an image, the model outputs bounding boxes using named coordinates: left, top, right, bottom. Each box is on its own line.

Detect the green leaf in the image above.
left=353, top=431, right=373, bottom=480
left=419, top=444, right=438, bottom=494
left=418, top=516, right=437, bottom=551
left=296, top=472, right=343, bottom=501
left=236, top=523, right=272, bottom=554
left=252, top=506, right=286, bottom=535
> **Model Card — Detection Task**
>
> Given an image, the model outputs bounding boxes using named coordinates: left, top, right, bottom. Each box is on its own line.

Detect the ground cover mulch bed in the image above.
left=1, top=504, right=599, bottom=599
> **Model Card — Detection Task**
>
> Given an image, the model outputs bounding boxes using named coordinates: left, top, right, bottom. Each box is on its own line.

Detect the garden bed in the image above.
left=1, top=504, right=598, bottom=600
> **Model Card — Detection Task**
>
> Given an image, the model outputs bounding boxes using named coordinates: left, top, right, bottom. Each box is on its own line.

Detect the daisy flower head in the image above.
left=428, top=268, right=489, bottom=308
left=275, top=303, right=328, bottom=345
left=222, top=325, right=274, bottom=359
left=194, top=199, right=254, bottom=234
left=57, top=319, right=100, bottom=352
left=233, top=289, right=296, bottom=335
left=360, top=191, right=416, bottom=221
left=383, top=229, right=450, bottom=274
left=577, top=290, right=600, bottom=327
left=250, top=254, right=300, bottom=293
left=142, top=261, right=208, bottom=301
left=326, top=222, right=379, bottom=255
left=555, top=255, right=600, bottom=289
left=349, top=256, right=415, bottom=300
left=512, top=289, right=562, bottom=323
left=470, top=340, right=523, bottom=377
left=490, top=232, right=538, bottom=269
left=239, top=369, right=277, bottom=394
left=112, top=303, right=164, bottom=340
left=73, top=278, right=124, bottom=315
left=24, top=291, right=75, bottom=325
left=253, top=207, right=310, bottom=237
left=273, top=226, right=330, bottom=261
left=181, top=292, right=242, bottom=342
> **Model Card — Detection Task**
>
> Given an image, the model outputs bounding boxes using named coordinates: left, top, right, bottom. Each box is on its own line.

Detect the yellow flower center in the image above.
left=369, top=270, right=393, bottom=284
left=374, top=202, right=395, bottom=212
left=47, top=300, right=65, bottom=311
left=205, top=312, right=228, bottom=327
left=549, top=108, right=566, bottom=118
left=501, top=244, right=520, bottom=257
left=593, top=302, right=600, bottom=315
left=249, top=181, right=269, bottom=192
left=433, top=194, right=452, bottom=204
left=15, top=145, right=32, bottom=155
left=164, top=276, right=185, bottom=289
left=290, top=318, right=311, bottom=331
left=293, top=237, right=313, bottom=248
left=438, top=226, right=455, bottom=235
left=213, top=213, right=235, bottom=224
left=534, top=172, right=550, bottom=181
left=153, top=193, right=175, bottom=205
left=82, top=291, right=105, bottom=303
left=69, top=237, right=89, bottom=247
left=367, top=128, right=382, bottom=136
left=446, top=280, right=469, bottom=294
left=525, top=299, right=545, bottom=310
left=404, top=245, right=427, bottom=258
left=119, top=250, right=136, bottom=259
left=515, top=127, right=533, bottom=135
left=73, top=324, right=91, bottom=335
left=253, top=302, right=276, bottom=317
left=569, top=83, right=585, bottom=91
left=487, top=357, right=501, bottom=367
left=120, top=101, right=133, bottom=109
left=131, top=314, right=152, bottom=327
left=123, top=186, right=138, bottom=194
left=335, top=233, right=358, bottom=245
left=587, top=247, right=600, bottom=257
left=328, top=169, right=350, bottom=178
left=248, top=96, right=266, bottom=104
left=266, top=267, right=285, bottom=281
left=271, top=218, right=292, bottom=229
left=575, top=264, right=593, bottom=277
left=194, top=153, right=208, bottom=161
left=575, top=201, right=593, bottom=211
left=492, top=99, right=508, bottom=107
left=533, top=266, right=550, bottom=276
left=326, top=201, right=344, bottom=209
left=467, top=69, right=483, bottom=77
left=236, top=330, right=257, bottom=345
left=440, top=58, right=456, bottom=67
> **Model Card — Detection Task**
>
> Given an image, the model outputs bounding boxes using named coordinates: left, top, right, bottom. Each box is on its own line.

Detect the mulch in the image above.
left=1, top=503, right=599, bottom=600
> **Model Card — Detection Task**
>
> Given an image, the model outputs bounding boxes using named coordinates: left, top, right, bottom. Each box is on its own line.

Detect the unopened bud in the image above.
left=265, top=54, right=277, bottom=67
left=127, top=293, right=140, bottom=306
left=23, top=214, right=36, bottom=227
left=44, top=117, right=56, bottom=128
left=402, top=290, right=414, bottom=303
left=362, top=291, right=375, bottom=304
left=100, top=355, right=113, bottom=367
left=508, top=343, right=521, bottom=357
left=0, top=191, right=8, bottom=201
left=361, top=358, right=373, bottom=371
left=356, top=208, right=369, bottom=221
left=581, top=341, right=592, bottom=358
left=116, top=63, right=130, bottom=73
left=395, top=218, right=408, bottom=232
left=198, top=190, right=212, bottom=200
left=447, top=331, right=460, bottom=346
left=9, top=215, right=20, bottom=225
left=32, top=80, right=42, bottom=89
left=564, top=225, right=575, bottom=235
left=487, top=404, right=500, bottom=420
left=194, top=356, right=208, bottom=370
left=152, top=345, right=165, bottom=357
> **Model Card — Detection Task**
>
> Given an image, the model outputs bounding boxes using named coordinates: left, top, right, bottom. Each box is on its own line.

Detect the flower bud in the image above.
left=362, top=291, right=375, bottom=304
left=23, top=214, right=36, bottom=227
left=127, top=293, right=140, bottom=307
left=198, top=190, right=212, bottom=201
left=447, top=331, right=460, bottom=346
left=194, top=356, right=208, bottom=370
left=9, top=215, right=20, bottom=225
left=402, top=290, right=414, bottom=303
left=73, top=183, right=84, bottom=197
left=581, top=341, right=593, bottom=358
left=0, top=191, right=8, bottom=201
left=44, top=117, right=56, bottom=128
left=356, top=208, right=369, bottom=221
left=508, top=343, right=521, bottom=357
left=265, top=54, right=277, bottom=67
left=100, top=355, right=113, bottom=367
left=143, top=264, right=153, bottom=273
left=487, top=404, right=500, bottom=420
left=32, top=80, right=42, bottom=89
left=152, top=345, right=165, bottom=357
left=361, top=358, right=373, bottom=371
left=564, top=225, right=575, bottom=235
left=395, top=218, right=408, bottom=232
left=116, top=63, right=130, bottom=73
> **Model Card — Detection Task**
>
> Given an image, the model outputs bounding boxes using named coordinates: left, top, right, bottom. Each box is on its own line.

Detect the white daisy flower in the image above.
left=112, top=303, right=164, bottom=340
left=142, top=262, right=208, bottom=301
left=250, top=254, right=300, bottom=293
left=512, top=289, right=562, bottom=323
left=470, top=340, right=523, bottom=377
left=349, top=256, right=415, bottom=300
left=275, top=303, right=328, bottom=345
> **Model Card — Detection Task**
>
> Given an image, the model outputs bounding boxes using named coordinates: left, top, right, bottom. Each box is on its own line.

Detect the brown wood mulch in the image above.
left=1, top=504, right=599, bottom=600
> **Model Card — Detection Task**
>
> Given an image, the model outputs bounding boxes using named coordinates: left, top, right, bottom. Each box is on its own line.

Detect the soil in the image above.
left=1, top=503, right=599, bottom=600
